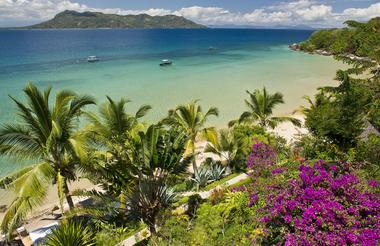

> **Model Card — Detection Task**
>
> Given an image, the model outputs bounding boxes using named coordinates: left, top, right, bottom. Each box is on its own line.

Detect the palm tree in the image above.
left=163, top=100, right=219, bottom=174
left=0, top=83, right=95, bottom=234
left=126, top=125, right=190, bottom=234
left=85, top=96, right=151, bottom=147
left=127, top=177, right=176, bottom=235
left=231, top=88, right=301, bottom=129
left=204, top=129, right=238, bottom=172
left=73, top=125, right=190, bottom=235
left=84, top=96, right=151, bottom=197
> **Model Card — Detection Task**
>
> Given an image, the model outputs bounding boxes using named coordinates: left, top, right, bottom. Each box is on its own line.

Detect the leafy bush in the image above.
left=45, top=220, right=95, bottom=246
left=150, top=192, right=260, bottom=245
left=95, top=221, right=145, bottom=246
left=356, top=134, right=380, bottom=178
left=187, top=194, right=203, bottom=217
left=209, top=187, right=226, bottom=205
left=258, top=160, right=380, bottom=245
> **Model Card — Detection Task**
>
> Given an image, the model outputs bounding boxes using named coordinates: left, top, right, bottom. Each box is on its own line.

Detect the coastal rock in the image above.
left=0, top=205, right=6, bottom=212
left=289, top=43, right=300, bottom=51
left=315, top=49, right=332, bottom=56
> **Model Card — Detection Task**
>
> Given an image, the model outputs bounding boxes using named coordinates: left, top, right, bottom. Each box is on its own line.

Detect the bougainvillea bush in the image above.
left=247, top=140, right=277, bottom=176
left=257, top=160, right=380, bottom=246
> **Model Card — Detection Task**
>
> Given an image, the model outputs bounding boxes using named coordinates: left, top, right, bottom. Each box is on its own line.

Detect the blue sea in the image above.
left=0, top=28, right=346, bottom=176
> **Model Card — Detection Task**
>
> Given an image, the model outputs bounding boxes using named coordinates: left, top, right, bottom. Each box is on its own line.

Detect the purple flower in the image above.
left=248, top=193, right=259, bottom=207
left=247, top=140, right=276, bottom=173
left=368, top=180, right=379, bottom=188
left=272, top=167, right=287, bottom=175
left=254, top=160, right=380, bottom=246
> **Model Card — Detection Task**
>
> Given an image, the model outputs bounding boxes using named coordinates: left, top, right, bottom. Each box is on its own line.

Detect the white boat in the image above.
left=87, top=56, right=100, bottom=62
left=160, top=59, right=172, bottom=66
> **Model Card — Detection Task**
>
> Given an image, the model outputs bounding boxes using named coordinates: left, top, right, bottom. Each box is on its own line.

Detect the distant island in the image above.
left=21, top=10, right=206, bottom=29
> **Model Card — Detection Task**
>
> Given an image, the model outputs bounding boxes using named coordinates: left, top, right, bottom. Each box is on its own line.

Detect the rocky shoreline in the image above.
left=288, top=43, right=374, bottom=62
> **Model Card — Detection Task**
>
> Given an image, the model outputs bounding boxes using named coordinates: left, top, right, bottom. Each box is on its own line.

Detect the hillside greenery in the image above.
left=26, top=10, right=206, bottom=29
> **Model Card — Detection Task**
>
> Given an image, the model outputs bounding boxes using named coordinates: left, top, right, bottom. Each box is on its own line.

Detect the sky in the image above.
left=0, top=0, right=379, bottom=27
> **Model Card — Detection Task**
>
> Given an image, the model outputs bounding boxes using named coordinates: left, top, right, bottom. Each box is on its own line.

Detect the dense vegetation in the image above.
left=25, top=10, right=206, bottom=29
left=300, top=17, right=380, bottom=61
left=0, top=18, right=379, bottom=246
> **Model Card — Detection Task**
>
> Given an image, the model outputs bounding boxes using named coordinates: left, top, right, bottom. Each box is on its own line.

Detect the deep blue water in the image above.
left=0, top=29, right=313, bottom=73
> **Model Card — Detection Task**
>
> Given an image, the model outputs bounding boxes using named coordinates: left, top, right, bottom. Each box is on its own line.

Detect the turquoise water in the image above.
left=0, top=29, right=346, bottom=176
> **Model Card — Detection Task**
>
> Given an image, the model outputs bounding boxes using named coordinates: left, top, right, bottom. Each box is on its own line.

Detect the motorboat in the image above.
left=160, top=59, right=172, bottom=66
left=87, top=56, right=100, bottom=62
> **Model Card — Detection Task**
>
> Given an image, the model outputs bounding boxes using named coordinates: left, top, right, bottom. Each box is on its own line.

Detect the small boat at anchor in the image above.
left=87, top=56, right=100, bottom=62
left=160, top=59, right=172, bottom=66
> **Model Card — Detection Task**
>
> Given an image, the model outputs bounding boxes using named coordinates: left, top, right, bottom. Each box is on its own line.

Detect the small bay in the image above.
left=0, top=28, right=346, bottom=176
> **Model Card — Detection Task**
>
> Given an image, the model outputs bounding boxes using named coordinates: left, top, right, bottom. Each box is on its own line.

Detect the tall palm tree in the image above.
left=231, top=88, right=301, bottom=129
left=85, top=96, right=151, bottom=147
left=84, top=96, right=151, bottom=197
left=163, top=100, right=219, bottom=174
left=0, top=83, right=95, bottom=234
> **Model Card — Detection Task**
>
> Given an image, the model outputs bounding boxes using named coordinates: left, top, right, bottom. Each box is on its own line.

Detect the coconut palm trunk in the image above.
left=63, top=179, right=74, bottom=209
left=191, top=137, right=198, bottom=175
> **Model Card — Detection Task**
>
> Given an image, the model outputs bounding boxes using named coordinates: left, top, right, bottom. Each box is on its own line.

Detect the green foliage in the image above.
left=186, top=194, right=203, bottom=217
left=95, top=221, right=145, bottom=246
left=232, top=88, right=301, bottom=129
left=304, top=72, right=373, bottom=151
left=162, top=100, right=219, bottom=174
left=356, top=134, right=380, bottom=178
left=149, top=192, right=260, bottom=245
left=191, top=167, right=213, bottom=191
left=201, top=172, right=242, bottom=191
left=204, top=128, right=239, bottom=171
left=126, top=177, right=177, bottom=234
left=45, top=220, right=95, bottom=246
left=295, top=134, right=342, bottom=161
left=301, top=17, right=380, bottom=61
left=0, top=83, right=95, bottom=235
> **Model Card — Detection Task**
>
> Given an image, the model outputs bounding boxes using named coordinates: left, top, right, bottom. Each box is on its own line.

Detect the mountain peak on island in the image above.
left=25, top=10, right=206, bottom=29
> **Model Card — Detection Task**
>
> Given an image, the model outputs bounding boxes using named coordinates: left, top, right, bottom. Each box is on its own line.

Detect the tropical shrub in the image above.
left=356, top=134, right=380, bottom=178
left=95, top=221, right=145, bottom=246
left=247, top=140, right=277, bottom=176
left=45, top=220, right=95, bottom=246
left=186, top=194, right=203, bottom=217
left=258, top=160, right=380, bottom=246
left=149, top=191, right=260, bottom=245
left=209, top=187, right=226, bottom=205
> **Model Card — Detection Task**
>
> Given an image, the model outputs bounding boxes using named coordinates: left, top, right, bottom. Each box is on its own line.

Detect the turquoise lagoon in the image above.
left=0, top=28, right=346, bottom=176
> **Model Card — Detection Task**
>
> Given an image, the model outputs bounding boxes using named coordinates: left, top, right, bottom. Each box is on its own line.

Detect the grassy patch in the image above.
left=172, top=196, right=189, bottom=207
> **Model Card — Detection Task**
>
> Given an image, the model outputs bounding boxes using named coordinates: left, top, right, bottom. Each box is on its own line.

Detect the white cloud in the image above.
left=340, top=2, right=380, bottom=20
left=0, top=0, right=379, bottom=27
